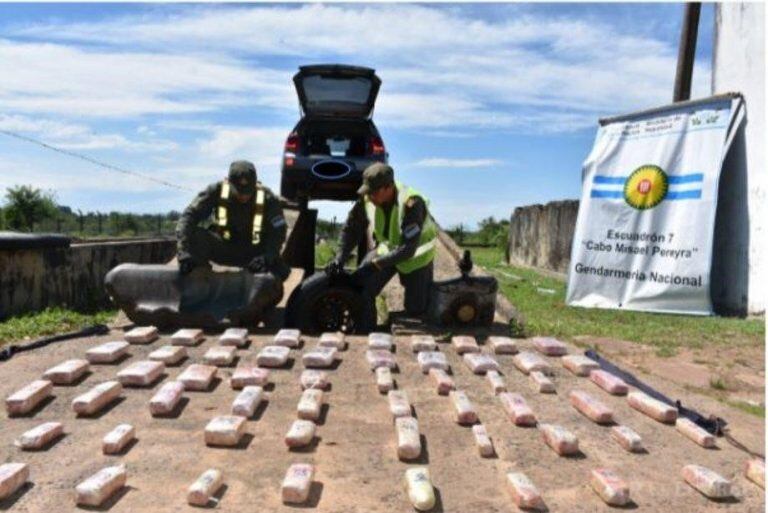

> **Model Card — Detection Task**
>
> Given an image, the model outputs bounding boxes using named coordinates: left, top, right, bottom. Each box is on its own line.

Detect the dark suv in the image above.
left=280, top=64, right=387, bottom=202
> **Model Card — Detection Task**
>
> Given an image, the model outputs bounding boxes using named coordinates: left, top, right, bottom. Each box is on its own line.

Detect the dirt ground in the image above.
left=1, top=241, right=764, bottom=512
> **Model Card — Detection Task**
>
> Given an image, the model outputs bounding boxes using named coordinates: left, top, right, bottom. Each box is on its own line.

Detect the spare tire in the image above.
left=285, top=272, right=376, bottom=334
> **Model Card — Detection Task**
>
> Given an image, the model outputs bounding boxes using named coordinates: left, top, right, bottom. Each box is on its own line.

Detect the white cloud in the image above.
left=414, top=158, right=502, bottom=169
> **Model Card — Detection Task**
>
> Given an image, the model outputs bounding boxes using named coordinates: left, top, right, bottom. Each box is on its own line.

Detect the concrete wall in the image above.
left=507, top=200, right=579, bottom=274
left=712, top=3, right=766, bottom=314
left=0, top=238, right=176, bottom=319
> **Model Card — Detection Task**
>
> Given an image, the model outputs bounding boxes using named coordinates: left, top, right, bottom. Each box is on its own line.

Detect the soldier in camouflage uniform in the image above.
left=326, top=163, right=437, bottom=316
left=175, top=160, right=290, bottom=284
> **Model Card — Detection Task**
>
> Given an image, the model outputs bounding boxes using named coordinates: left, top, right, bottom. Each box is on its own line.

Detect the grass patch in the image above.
left=0, top=307, right=116, bottom=346
left=468, top=246, right=765, bottom=354
left=315, top=240, right=338, bottom=269
left=709, top=376, right=727, bottom=390
left=726, top=400, right=766, bottom=418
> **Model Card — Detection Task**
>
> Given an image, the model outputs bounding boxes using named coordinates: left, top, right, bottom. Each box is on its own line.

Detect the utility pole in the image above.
left=673, top=2, right=702, bottom=102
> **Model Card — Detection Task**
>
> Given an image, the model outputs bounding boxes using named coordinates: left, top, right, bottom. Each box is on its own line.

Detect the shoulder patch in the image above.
left=271, top=215, right=286, bottom=228
left=403, top=223, right=421, bottom=240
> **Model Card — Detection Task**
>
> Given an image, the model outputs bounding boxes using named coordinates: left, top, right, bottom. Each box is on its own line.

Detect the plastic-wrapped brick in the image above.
left=43, top=359, right=90, bottom=385
left=486, top=371, right=506, bottom=395
left=117, top=360, right=165, bottom=387
left=187, top=469, right=223, bottom=506
left=512, top=352, right=550, bottom=375
left=148, top=345, right=187, bottom=366
left=590, top=468, right=630, bottom=506
left=411, top=335, right=436, bottom=353
left=745, top=459, right=765, bottom=489
left=297, top=389, right=323, bottom=421
left=611, top=425, right=643, bottom=453
left=675, top=418, right=716, bottom=448
left=404, top=467, right=435, bottom=511
left=561, top=355, right=600, bottom=377
left=530, top=371, right=555, bottom=393
left=450, top=390, right=478, bottom=425
left=499, top=392, right=536, bottom=426
left=149, top=381, right=184, bottom=416
left=488, top=336, right=518, bottom=354
left=569, top=390, right=614, bottom=424
left=17, top=421, right=63, bottom=450
left=452, top=335, right=480, bottom=355
left=285, top=420, right=316, bottom=448
left=204, top=415, right=246, bottom=446
left=219, top=328, right=249, bottom=347
left=506, top=472, right=545, bottom=511
left=589, top=369, right=629, bottom=395
left=102, top=424, right=135, bottom=455
left=681, top=464, right=731, bottom=499
left=0, top=462, right=29, bottom=501
left=256, top=346, right=290, bottom=368
left=230, top=366, right=269, bottom=389
left=300, top=370, right=329, bottom=390
left=532, top=337, right=567, bottom=356
left=539, top=424, right=579, bottom=456
left=203, top=346, right=237, bottom=367
left=463, top=353, right=499, bottom=374
left=125, top=326, right=159, bottom=344
left=472, top=424, right=495, bottom=457
left=376, top=367, right=394, bottom=394
left=302, top=347, right=337, bottom=368
left=72, top=381, right=122, bottom=416
left=368, top=332, right=393, bottom=350
left=282, top=463, right=314, bottom=504
left=231, top=386, right=263, bottom=418
left=178, top=364, right=217, bottom=391
left=75, top=465, right=127, bottom=507
left=429, top=368, right=455, bottom=395
left=388, top=390, right=412, bottom=418
left=170, top=328, right=203, bottom=346
left=86, top=341, right=129, bottom=364
left=366, top=350, right=397, bottom=370
left=319, top=332, right=345, bottom=350
left=627, top=391, right=677, bottom=423
left=6, top=379, right=52, bottom=416
left=396, top=416, right=421, bottom=460
left=417, top=351, right=448, bottom=374
left=273, top=329, right=301, bottom=348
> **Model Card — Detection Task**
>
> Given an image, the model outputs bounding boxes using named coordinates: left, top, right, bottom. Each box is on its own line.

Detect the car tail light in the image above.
left=369, top=136, right=385, bottom=156
left=284, top=133, right=300, bottom=154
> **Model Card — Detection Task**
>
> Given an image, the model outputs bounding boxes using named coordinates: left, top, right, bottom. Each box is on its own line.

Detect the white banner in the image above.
left=566, top=95, right=745, bottom=315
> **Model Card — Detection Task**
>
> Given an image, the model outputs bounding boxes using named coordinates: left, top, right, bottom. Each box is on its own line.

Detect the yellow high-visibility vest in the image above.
left=215, top=180, right=265, bottom=245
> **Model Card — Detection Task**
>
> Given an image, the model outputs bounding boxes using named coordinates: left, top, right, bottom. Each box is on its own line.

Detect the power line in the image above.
left=0, top=128, right=194, bottom=192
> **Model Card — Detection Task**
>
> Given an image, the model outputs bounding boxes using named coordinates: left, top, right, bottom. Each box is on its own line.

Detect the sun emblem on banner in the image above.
left=624, top=165, right=669, bottom=210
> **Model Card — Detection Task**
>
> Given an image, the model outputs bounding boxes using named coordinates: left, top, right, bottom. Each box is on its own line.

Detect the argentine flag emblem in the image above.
left=590, top=164, right=703, bottom=210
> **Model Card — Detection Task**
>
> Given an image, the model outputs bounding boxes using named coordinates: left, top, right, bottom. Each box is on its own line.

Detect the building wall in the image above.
left=507, top=200, right=579, bottom=274
left=0, top=239, right=176, bottom=318
left=712, top=3, right=766, bottom=314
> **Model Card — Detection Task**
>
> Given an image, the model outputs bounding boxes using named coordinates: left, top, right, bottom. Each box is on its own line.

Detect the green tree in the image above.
left=3, top=185, right=58, bottom=231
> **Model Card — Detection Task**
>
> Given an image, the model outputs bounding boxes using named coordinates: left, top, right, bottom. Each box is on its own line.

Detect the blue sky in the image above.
left=0, top=3, right=714, bottom=229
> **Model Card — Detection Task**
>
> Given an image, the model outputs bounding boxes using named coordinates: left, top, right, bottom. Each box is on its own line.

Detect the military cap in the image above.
left=357, top=163, right=394, bottom=195
left=228, top=160, right=257, bottom=194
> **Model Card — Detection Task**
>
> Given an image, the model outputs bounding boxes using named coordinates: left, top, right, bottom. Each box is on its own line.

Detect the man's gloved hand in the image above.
left=324, top=256, right=345, bottom=277
left=178, top=254, right=195, bottom=275
left=247, top=255, right=268, bottom=274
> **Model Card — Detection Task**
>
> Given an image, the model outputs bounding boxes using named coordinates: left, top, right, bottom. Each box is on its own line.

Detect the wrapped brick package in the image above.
left=149, top=381, right=184, bottom=417
left=532, top=336, right=567, bottom=356
left=488, top=336, right=518, bottom=355
left=300, top=370, right=330, bottom=390
left=282, top=463, right=314, bottom=504
left=561, top=354, right=600, bottom=377
left=530, top=371, right=555, bottom=393
left=318, top=332, right=345, bottom=350
left=506, top=472, right=545, bottom=511
left=611, top=425, right=644, bottom=452
left=75, top=465, right=127, bottom=507
left=125, top=325, right=159, bottom=344
left=17, top=421, right=63, bottom=450
left=472, top=424, right=495, bottom=457
left=569, top=390, right=614, bottom=424
left=43, top=359, right=90, bottom=385
left=285, top=419, right=316, bottom=448
left=302, top=347, right=338, bottom=368
left=540, top=424, right=579, bottom=456
left=589, top=369, right=629, bottom=395
left=388, top=390, right=412, bottom=418
left=368, top=332, right=393, bottom=351
left=187, top=468, right=223, bottom=506
left=72, top=381, right=122, bottom=416
left=219, top=327, right=249, bottom=347
left=681, top=464, right=731, bottom=499
left=102, top=424, right=135, bottom=454
left=591, top=468, right=630, bottom=506
left=463, top=353, right=499, bottom=374
left=404, top=467, right=435, bottom=512
left=376, top=367, right=394, bottom=394
left=429, top=368, right=455, bottom=395
left=273, top=329, right=301, bottom=348
left=6, top=379, right=53, bottom=416
left=297, top=389, right=324, bottom=421
left=745, top=459, right=765, bottom=489
left=486, top=371, right=507, bottom=395
left=417, top=351, right=448, bottom=374
left=86, top=341, right=130, bottom=364
left=513, top=352, right=550, bottom=375
left=499, top=392, right=536, bottom=426
left=178, top=364, right=217, bottom=391
left=411, top=334, right=437, bottom=353
left=232, top=386, right=263, bottom=418
left=256, top=345, right=291, bottom=368
left=230, top=366, right=269, bottom=389
left=450, top=390, right=478, bottom=425
left=148, top=345, right=187, bottom=366
left=0, top=462, right=29, bottom=501
left=170, top=328, right=203, bottom=346
left=676, top=418, right=716, bottom=448
left=366, top=350, right=397, bottom=371
left=627, top=391, right=677, bottom=423
left=117, top=360, right=165, bottom=387
left=203, top=346, right=237, bottom=367
left=452, top=335, right=480, bottom=355
left=204, top=415, right=246, bottom=446
left=396, top=416, right=421, bottom=460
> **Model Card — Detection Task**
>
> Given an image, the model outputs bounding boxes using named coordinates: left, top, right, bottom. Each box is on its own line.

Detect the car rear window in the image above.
left=302, top=76, right=372, bottom=110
